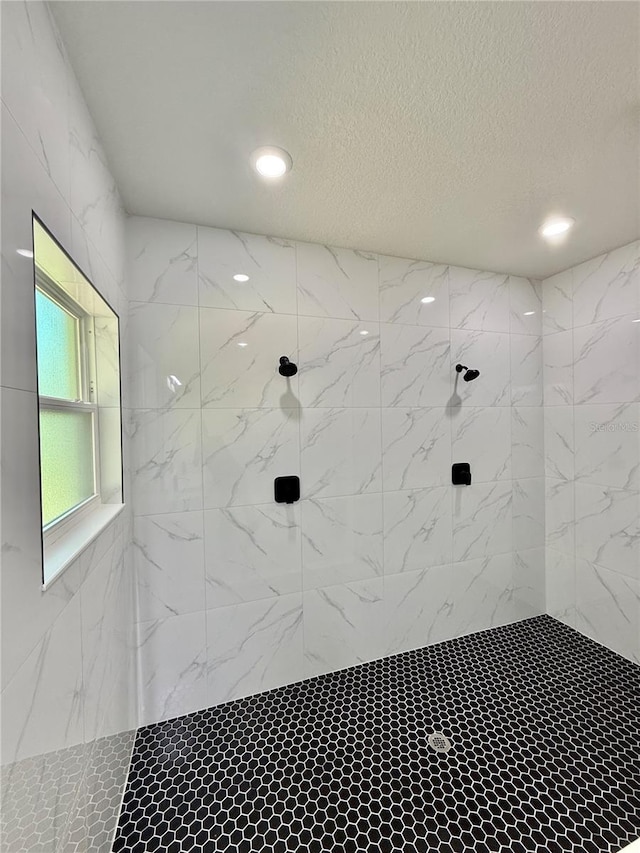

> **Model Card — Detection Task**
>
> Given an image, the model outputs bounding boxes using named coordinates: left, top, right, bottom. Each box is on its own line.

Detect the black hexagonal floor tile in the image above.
left=113, top=616, right=640, bottom=852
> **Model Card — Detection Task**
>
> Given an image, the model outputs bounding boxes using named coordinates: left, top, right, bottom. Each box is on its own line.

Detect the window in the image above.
left=33, top=216, right=123, bottom=586
left=36, top=281, right=98, bottom=528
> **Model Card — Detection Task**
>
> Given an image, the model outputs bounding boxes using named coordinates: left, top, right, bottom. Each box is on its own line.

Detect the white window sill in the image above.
left=43, top=503, right=125, bottom=589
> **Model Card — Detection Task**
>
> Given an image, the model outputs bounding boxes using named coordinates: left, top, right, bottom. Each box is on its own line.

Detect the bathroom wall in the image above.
left=542, top=240, right=640, bottom=663
left=1, top=2, right=137, bottom=849
left=127, top=215, right=546, bottom=726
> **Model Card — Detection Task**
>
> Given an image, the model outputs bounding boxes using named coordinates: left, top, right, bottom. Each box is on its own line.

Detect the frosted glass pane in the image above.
left=40, top=409, right=95, bottom=526
left=35, top=289, right=80, bottom=400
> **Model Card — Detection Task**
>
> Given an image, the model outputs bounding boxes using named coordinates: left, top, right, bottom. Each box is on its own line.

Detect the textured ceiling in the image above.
left=52, top=1, right=640, bottom=278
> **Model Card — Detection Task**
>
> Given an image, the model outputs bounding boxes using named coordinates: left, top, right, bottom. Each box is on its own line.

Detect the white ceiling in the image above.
left=52, top=1, right=640, bottom=279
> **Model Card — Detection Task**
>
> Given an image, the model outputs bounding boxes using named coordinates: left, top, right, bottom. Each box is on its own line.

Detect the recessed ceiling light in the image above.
left=523, top=311, right=535, bottom=316
left=233, top=274, right=250, bottom=282
left=17, top=248, right=33, bottom=258
left=421, top=296, right=435, bottom=304
left=632, top=319, right=640, bottom=323
left=237, top=342, right=249, bottom=347
left=250, top=146, right=292, bottom=178
left=539, top=217, right=575, bottom=239
left=360, top=330, right=370, bottom=336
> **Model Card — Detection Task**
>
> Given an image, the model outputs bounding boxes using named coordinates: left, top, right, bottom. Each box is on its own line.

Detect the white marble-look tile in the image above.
left=572, top=241, right=640, bottom=328
left=574, top=483, right=639, bottom=578
left=545, top=478, right=575, bottom=556
left=573, top=315, right=639, bottom=404
left=542, top=267, right=573, bottom=335
left=128, top=302, right=200, bottom=409
left=80, top=542, right=123, bottom=743
left=380, top=323, right=451, bottom=407
left=202, top=408, right=300, bottom=508
left=450, top=406, right=511, bottom=483
left=513, top=548, right=546, bottom=617
left=136, top=611, right=208, bottom=726
left=69, top=213, right=122, bottom=308
left=544, top=406, right=574, bottom=480
left=450, top=330, right=510, bottom=407
left=378, top=255, right=450, bottom=328
left=384, top=556, right=518, bottom=655
left=128, top=409, right=203, bottom=515
left=510, top=335, right=543, bottom=406
left=107, top=596, right=139, bottom=736
left=133, top=512, right=205, bottom=621
left=449, top=268, right=510, bottom=332
left=448, top=552, right=531, bottom=634
left=77, top=512, right=121, bottom=586
left=383, top=487, right=452, bottom=574
left=303, top=579, right=384, bottom=677
left=512, top=407, right=544, bottom=479
left=95, top=314, right=121, bottom=407
left=69, top=73, right=125, bottom=281
left=99, top=557, right=138, bottom=738
left=574, top=403, right=639, bottom=490
left=296, top=242, right=378, bottom=321
left=545, top=548, right=576, bottom=627
left=303, top=578, right=385, bottom=677
left=1, top=386, right=72, bottom=690
left=1, top=0, right=70, bottom=198
left=543, top=330, right=573, bottom=405
left=452, top=481, right=512, bottom=562
left=204, top=504, right=301, bottom=608
left=118, top=308, right=133, bottom=408
left=300, top=408, right=381, bottom=498
left=206, top=595, right=303, bottom=706
left=98, top=406, right=124, bottom=505
left=448, top=267, right=511, bottom=333
left=198, top=227, right=297, bottom=314
left=200, top=309, right=299, bottom=408
left=298, top=317, right=380, bottom=407
left=382, top=408, right=451, bottom=490
left=1, top=593, right=84, bottom=764
left=301, top=494, right=383, bottom=590
left=509, top=277, right=543, bottom=336
left=513, top=478, right=545, bottom=551
left=575, top=559, right=639, bottom=662
left=126, top=217, right=198, bottom=305
left=1, top=103, right=71, bottom=393
left=384, top=567, right=443, bottom=653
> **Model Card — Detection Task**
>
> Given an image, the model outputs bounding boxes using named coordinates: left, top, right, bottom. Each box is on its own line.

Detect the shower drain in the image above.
left=427, top=732, right=452, bottom=753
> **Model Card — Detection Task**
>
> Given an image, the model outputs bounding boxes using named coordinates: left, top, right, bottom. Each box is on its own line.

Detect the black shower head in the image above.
left=279, top=356, right=298, bottom=377
left=455, top=364, right=480, bottom=382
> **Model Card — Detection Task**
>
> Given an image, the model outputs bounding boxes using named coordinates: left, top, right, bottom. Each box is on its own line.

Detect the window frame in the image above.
left=35, top=270, right=102, bottom=543
left=32, top=212, right=125, bottom=590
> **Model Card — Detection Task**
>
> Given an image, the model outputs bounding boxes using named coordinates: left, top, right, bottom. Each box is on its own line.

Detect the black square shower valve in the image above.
left=452, top=462, right=471, bottom=485
left=274, top=476, right=300, bottom=504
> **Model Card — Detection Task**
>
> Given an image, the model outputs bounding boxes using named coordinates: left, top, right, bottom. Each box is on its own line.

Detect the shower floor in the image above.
left=113, top=616, right=640, bottom=853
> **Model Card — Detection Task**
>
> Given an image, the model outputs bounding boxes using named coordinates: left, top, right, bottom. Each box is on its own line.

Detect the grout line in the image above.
left=294, top=240, right=306, bottom=674
left=194, top=225, right=212, bottom=705
left=377, top=252, right=387, bottom=619
left=570, top=267, right=578, bottom=627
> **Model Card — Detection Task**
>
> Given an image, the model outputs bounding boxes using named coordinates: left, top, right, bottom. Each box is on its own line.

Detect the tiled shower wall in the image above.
left=542, top=240, right=640, bottom=663
left=127, top=216, right=546, bottom=727
left=1, top=2, right=136, bottom=850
